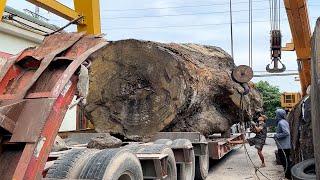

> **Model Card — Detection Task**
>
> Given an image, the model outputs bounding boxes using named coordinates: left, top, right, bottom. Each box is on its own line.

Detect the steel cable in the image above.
left=239, top=93, right=272, bottom=180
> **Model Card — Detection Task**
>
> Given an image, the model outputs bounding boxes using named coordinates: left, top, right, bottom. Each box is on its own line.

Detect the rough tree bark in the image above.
left=85, top=39, right=262, bottom=140
left=311, top=18, right=320, bottom=177
left=289, top=97, right=313, bottom=164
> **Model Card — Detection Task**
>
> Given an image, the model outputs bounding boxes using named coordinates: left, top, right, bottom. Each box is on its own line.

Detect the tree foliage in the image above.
left=255, top=81, right=281, bottom=119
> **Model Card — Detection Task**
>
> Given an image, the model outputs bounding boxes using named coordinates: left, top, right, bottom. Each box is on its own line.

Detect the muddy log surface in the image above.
left=289, top=97, right=314, bottom=164
left=85, top=39, right=262, bottom=140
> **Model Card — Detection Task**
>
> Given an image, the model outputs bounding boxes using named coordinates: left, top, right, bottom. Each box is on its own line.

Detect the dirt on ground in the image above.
left=208, top=134, right=287, bottom=180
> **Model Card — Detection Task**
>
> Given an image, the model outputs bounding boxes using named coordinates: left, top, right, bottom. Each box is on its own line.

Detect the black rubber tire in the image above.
left=154, top=139, right=173, bottom=146
left=291, top=159, right=316, bottom=180
left=46, top=148, right=98, bottom=179
left=195, top=135, right=209, bottom=180
left=79, top=148, right=143, bottom=180
left=123, top=143, right=147, bottom=153
left=172, top=139, right=195, bottom=180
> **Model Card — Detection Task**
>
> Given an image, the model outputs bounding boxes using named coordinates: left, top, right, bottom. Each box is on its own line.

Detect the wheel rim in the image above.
left=118, top=171, right=135, bottom=180
left=304, top=164, right=316, bottom=175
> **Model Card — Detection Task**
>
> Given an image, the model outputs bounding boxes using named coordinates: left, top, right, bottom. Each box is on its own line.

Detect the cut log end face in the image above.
left=85, top=39, right=262, bottom=139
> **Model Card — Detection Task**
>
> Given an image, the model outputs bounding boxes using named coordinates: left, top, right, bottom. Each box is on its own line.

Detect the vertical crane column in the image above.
left=283, top=0, right=311, bottom=96
left=74, top=0, right=101, bottom=35
left=0, top=0, right=7, bottom=20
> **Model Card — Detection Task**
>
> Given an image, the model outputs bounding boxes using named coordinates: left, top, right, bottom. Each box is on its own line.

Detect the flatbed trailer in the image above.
left=0, top=33, right=244, bottom=180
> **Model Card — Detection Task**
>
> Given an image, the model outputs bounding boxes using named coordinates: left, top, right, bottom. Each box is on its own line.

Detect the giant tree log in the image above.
left=289, top=97, right=313, bottom=164
left=85, top=39, right=262, bottom=139
left=311, top=18, right=320, bottom=177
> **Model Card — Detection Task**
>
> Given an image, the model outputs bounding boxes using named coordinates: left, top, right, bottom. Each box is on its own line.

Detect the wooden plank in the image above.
left=311, top=17, right=320, bottom=179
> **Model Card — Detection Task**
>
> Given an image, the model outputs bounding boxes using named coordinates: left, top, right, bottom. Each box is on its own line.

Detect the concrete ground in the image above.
left=207, top=136, right=287, bottom=180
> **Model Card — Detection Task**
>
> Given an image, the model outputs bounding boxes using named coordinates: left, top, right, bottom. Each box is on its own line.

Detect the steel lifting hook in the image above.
left=266, top=57, right=286, bottom=73
left=267, top=30, right=286, bottom=73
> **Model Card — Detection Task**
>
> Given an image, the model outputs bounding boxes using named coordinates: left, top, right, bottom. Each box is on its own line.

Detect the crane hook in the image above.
left=267, top=30, right=286, bottom=73
left=266, top=57, right=286, bottom=73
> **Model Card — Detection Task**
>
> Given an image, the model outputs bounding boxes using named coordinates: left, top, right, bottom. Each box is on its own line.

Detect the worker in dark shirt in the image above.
left=228, top=115, right=268, bottom=167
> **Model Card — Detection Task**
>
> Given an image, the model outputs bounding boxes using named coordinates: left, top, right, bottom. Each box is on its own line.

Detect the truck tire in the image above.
left=124, top=143, right=147, bottom=153
left=291, top=159, right=316, bottom=180
left=79, top=148, right=143, bottom=180
left=138, top=144, right=177, bottom=180
left=195, top=135, right=209, bottom=180
left=46, top=149, right=98, bottom=179
left=172, top=139, right=195, bottom=180
left=154, top=139, right=173, bottom=146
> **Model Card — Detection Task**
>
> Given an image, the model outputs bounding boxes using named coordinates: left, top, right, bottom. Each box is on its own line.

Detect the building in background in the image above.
left=0, top=6, right=58, bottom=54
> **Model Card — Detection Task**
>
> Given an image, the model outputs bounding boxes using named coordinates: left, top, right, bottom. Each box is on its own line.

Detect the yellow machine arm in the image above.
left=283, top=0, right=311, bottom=96
left=0, top=0, right=101, bottom=35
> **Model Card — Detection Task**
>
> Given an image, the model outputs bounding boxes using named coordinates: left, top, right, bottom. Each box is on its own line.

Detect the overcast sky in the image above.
left=6, top=0, right=320, bottom=92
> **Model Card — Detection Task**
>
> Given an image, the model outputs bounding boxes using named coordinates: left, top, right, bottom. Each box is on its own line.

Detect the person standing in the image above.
left=274, top=109, right=292, bottom=179
left=228, top=115, right=268, bottom=167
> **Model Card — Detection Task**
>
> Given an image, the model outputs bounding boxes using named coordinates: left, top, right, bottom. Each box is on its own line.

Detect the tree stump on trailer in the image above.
left=311, top=18, right=320, bottom=178
left=85, top=40, right=263, bottom=140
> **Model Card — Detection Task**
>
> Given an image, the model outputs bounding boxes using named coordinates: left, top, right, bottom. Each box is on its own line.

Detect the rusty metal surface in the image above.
left=16, top=33, right=85, bottom=63
left=0, top=32, right=107, bottom=179
left=23, top=78, right=77, bottom=180
left=28, top=68, right=65, bottom=94
left=0, top=65, right=21, bottom=95
left=63, top=35, right=106, bottom=59
left=10, top=98, right=55, bottom=142
left=0, top=114, right=15, bottom=133
left=0, top=100, right=26, bottom=121
left=0, top=149, right=24, bottom=180
left=172, top=148, right=193, bottom=164
left=16, top=33, right=85, bottom=99
left=0, top=100, right=25, bottom=133
left=208, top=134, right=243, bottom=159
left=51, top=40, right=107, bottom=97
left=0, top=58, right=16, bottom=83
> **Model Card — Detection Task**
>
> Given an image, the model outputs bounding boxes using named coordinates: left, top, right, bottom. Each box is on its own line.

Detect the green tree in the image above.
left=255, top=81, right=281, bottom=119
